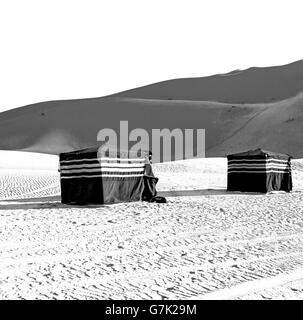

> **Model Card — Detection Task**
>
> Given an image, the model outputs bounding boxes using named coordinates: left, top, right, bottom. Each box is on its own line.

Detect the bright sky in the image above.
left=0, top=0, right=303, bottom=111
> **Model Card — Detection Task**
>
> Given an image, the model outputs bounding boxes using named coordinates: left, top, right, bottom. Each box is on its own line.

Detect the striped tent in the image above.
left=59, top=145, right=157, bottom=204
left=227, top=148, right=292, bottom=193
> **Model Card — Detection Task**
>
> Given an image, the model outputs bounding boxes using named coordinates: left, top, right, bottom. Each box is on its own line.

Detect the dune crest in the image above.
left=111, top=59, right=303, bottom=104
left=0, top=60, right=303, bottom=159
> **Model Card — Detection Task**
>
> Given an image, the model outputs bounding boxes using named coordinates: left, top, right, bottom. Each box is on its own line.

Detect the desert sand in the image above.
left=1, top=60, right=303, bottom=299
left=1, top=151, right=303, bottom=299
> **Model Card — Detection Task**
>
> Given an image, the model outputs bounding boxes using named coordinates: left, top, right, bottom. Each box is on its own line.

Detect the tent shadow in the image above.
left=0, top=189, right=271, bottom=210
left=0, top=195, right=115, bottom=210
left=158, top=189, right=265, bottom=197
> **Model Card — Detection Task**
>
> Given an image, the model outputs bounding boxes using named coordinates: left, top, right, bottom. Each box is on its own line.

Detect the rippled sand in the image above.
left=1, top=158, right=303, bottom=299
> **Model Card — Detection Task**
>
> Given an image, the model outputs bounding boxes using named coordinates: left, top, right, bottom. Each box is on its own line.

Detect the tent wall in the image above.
left=61, top=177, right=104, bottom=204
left=59, top=148, right=149, bottom=204
left=227, top=172, right=267, bottom=192
left=142, top=162, right=159, bottom=201
left=227, top=152, right=292, bottom=192
left=266, top=172, right=292, bottom=193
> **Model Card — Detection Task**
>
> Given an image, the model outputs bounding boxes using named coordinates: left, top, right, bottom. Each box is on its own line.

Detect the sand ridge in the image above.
left=1, top=60, right=303, bottom=158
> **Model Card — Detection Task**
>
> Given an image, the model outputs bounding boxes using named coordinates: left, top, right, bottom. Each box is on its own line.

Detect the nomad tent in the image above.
left=227, top=148, right=292, bottom=193
left=59, top=146, right=158, bottom=204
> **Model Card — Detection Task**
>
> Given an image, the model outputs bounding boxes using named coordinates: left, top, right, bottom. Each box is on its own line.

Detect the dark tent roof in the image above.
left=227, top=148, right=292, bottom=160
left=60, top=144, right=150, bottom=162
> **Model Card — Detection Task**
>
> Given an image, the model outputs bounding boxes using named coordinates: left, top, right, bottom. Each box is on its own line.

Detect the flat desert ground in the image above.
left=1, top=151, right=303, bottom=300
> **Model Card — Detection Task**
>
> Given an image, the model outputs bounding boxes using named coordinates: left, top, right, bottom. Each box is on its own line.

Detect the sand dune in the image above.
left=112, top=59, right=303, bottom=104
left=0, top=60, right=303, bottom=160
left=0, top=94, right=302, bottom=160
left=0, top=150, right=58, bottom=171
left=0, top=61, right=303, bottom=162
